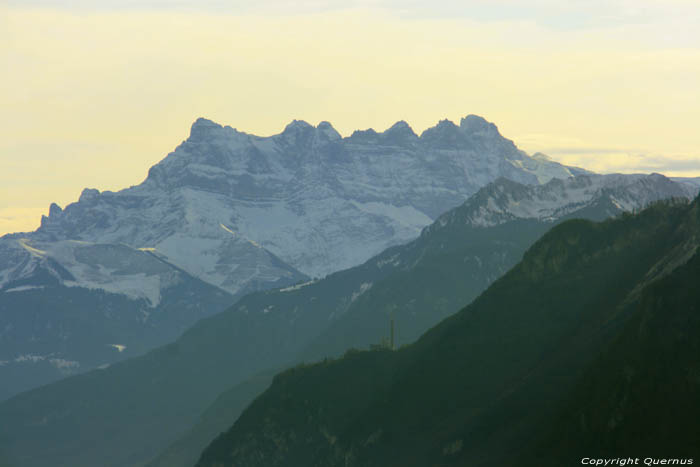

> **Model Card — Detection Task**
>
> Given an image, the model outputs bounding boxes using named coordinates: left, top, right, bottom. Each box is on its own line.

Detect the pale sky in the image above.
left=2, top=0, right=700, bottom=235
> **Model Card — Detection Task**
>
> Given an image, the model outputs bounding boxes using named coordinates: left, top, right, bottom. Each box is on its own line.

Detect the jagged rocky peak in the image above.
left=382, top=120, right=418, bottom=144
left=79, top=188, right=100, bottom=202
left=316, top=121, right=341, bottom=141
left=189, top=117, right=225, bottom=141
left=48, top=202, right=63, bottom=217
left=418, top=114, right=504, bottom=142
left=421, top=118, right=460, bottom=135
left=460, top=114, right=501, bottom=138
left=282, top=119, right=314, bottom=133
left=419, top=118, right=468, bottom=148
left=39, top=202, right=64, bottom=231
left=347, top=127, right=379, bottom=143
left=278, top=119, right=317, bottom=147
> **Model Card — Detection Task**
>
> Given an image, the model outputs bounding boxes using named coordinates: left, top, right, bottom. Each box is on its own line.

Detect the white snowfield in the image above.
left=0, top=115, right=692, bottom=302
left=1, top=239, right=180, bottom=306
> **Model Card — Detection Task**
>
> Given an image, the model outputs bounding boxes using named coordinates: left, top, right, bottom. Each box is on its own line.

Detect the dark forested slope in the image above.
left=197, top=199, right=699, bottom=467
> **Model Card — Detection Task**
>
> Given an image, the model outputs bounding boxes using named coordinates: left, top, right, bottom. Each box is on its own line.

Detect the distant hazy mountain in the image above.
left=27, top=114, right=587, bottom=285
left=195, top=197, right=700, bottom=467
left=0, top=172, right=691, bottom=467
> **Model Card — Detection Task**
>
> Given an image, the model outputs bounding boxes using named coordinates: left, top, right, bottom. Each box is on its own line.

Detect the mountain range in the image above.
left=0, top=114, right=595, bottom=399
left=0, top=170, right=693, bottom=467
left=1, top=113, right=698, bottom=467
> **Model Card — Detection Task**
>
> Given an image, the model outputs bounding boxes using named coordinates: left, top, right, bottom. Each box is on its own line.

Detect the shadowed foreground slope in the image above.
left=522, top=249, right=700, bottom=464
left=197, top=199, right=700, bottom=467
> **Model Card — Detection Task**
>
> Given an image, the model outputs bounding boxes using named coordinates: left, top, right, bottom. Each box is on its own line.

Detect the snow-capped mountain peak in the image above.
left=4, top=114, right=674, bottom=295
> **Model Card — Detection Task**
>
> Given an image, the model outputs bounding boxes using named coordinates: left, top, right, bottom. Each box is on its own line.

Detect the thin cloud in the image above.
left=543, top=147, right=642, bottom=155
left=631, top=157, right=700, bottom=174
left=545, top=150, right=700, bottom=177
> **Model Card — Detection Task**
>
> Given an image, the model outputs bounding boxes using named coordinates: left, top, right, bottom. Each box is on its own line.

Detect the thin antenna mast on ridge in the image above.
left=390, top=317, right=395, bottom=350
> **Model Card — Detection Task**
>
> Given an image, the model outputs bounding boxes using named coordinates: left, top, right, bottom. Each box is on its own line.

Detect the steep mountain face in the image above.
left=195, top=198, right=700, bottom=467
left=28, top=114, right=585, bottom=284
left=0, top=173, right=690, bottom=467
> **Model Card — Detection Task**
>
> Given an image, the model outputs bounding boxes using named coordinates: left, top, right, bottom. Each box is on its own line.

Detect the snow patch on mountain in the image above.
left=509, top=157, right=578, bottom=184
left=0, top=239, right=180, bottom=306
left=3, top=285, right=45, bottom=293
left=376, top=253, right=401, bottom=269
left=14, top=354, right=46, bottom=363
left=431, top=173, right=692, bottom=232
left=50, top=358, right=80, bottom=370
left=350, top=282, right=373, bottom=303
left=349, top=201, right=432, bottom=229
left=18, top=238, right=46, bottom=258
left=9, top=354, right=80, bottom=371
left=280, top=280, right=316, bottom=292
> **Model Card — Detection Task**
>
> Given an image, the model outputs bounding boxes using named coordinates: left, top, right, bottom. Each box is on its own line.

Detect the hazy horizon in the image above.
left=2, top=0, right=699, bottom=235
